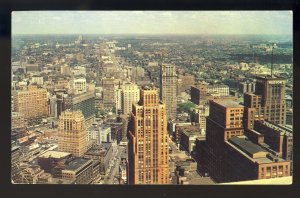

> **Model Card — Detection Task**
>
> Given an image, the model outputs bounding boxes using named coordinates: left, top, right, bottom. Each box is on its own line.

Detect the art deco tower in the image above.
left=160, top=63, right=177, bottom=121
left=58, top=110, right=87, bottom=157
left=128, top=87, right=169, bottom=184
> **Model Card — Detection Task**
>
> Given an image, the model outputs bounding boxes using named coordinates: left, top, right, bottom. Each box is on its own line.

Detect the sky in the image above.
left=12, top=11, right=293, bottom=35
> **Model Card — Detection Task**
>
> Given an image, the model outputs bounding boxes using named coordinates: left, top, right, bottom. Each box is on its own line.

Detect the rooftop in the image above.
left=85, top=143, right=112, bottom=156
left=39, top=150, right=71, bottom=159
left=221, top=176, right=292, bottom=185
left=64, top=158, right=92, bottom=171
left=212, top=99, right=243, bottom=108
left=228, top=136, right=266, bottom=156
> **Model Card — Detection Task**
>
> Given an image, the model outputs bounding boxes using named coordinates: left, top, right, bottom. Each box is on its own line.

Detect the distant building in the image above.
left=70, top=78, right=87, bottom=94
left=191, top=83, right=229, bottom=105
left=102, top=77, right=115, bottom=109
left=122, top=82, right=140, bottom=115
left=31, top=76, right=44, bottom=85
left=49, top=95, right=58, bottom=117
left=160, top=63, right=177, bottom=121
left=190, top=105, right=209, bottom=133
left=58, top=111, right=87, bottom=157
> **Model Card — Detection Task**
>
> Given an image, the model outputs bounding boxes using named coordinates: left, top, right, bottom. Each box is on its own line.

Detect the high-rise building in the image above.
left=197, top=98, right=291, bottom=182
left=115, top=82, right=123, bottom=114
left=58, top=110, right=87, bottom=157
left=102, top=77, right=115, bottom=110
left=63, top=91, right=95, bottom=125
left=128, top=87, right=169, bottom=184
left=122, top=82, right=140, bottom=115
left=255, top=76, right=286, bottom=125
left=160, top=63, right=177, bottom=121
left=13, top=85, right=48, bottom=120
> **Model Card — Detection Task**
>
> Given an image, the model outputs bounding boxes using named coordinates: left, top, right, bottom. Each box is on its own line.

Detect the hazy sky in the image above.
left=12, top=11, right=293, bottom=35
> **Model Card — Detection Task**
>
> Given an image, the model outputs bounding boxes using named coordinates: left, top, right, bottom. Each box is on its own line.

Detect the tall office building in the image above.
left=255, top=76, right=286, bottom=125
left=128, top=87, right=169, bottom=184
left=58, top=110, right=87, bottom=157
left=160, top=63, right=177, bottom=121
left=102, top=77, right=115, bottom=109
left=115, top=82, right=123, bottom=114
left=244, top=76, right=286, bottom=126
left=197, top=98, right=290, bottom=182
left=13, top=85, right=48, bottom=120
left=122, top=82, right=140, bottom=115
left=63, top=91, right=95, bottom=125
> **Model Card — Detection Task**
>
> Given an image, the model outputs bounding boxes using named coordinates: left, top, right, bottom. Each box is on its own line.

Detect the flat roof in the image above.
left=85, top=143, right=112, bottom=156
left=39, top=150, right=71, bottom=159
left=212, top=100, right=243, bottom=108
left=220, top=176, right=292, bottom=185
left=228, top=136, right=266, bottom=156
left=65, top=158, right=92, bottom=171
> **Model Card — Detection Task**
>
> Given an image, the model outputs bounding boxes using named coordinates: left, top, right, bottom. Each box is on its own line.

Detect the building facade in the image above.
left=58, top=110, right=87, bottom=157
left=13, top=85, right=49, bottom=120
left=102, top=77, right=115, bottom=109
left=128, top=87, right=169, bottom=184
left=122, top=82, right=140, bottom=115
left=160, top=64, right=177, bottom=121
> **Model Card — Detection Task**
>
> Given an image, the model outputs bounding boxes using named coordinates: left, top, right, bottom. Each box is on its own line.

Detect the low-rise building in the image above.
left=61, top=158, right=93, bottom=184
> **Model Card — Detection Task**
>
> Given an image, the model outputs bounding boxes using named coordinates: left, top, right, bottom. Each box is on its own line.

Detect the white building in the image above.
left=122, top=82, right=140, bottom=115
left=31, top=76, right=44, bottom=85
left=115, top=83, right=123, bottom=114
left=70, top=78, right=87, bottom=94
left=49, top=95, right=58, bottom=118
left=88, top=124, right=111, bottom=144
left=207, top=84, right=229, bottom=96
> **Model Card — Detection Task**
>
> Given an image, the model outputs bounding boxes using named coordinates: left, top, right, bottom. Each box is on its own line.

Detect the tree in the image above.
left=177, top=102, right=197, bottom=113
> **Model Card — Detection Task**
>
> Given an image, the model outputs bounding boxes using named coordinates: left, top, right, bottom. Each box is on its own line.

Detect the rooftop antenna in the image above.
left=271, top=43, right=275, bottom=78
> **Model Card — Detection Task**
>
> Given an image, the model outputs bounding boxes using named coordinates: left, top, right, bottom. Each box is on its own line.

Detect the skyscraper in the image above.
left=244, top=76, right=286, bottom=126
left=128, top=87, right=169, bottom=184
left=160, top=63, right=177, bottom=121
left=255, top=76, right=286, bottom=125
left=58, top=110, right=87, bottom=157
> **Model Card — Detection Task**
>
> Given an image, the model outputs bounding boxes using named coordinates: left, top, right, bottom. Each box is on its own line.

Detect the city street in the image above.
left=103, top=146, right=126, bottom=184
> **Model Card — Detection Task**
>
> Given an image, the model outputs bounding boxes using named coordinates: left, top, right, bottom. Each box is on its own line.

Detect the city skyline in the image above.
left=12, top=11, right=292, bottom=35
